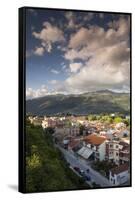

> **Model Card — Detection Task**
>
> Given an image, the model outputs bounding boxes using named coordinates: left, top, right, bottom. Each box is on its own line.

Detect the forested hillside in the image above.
left=26, top=121, right=89, bottom=192
left=26, top=91, right=130, bottom=115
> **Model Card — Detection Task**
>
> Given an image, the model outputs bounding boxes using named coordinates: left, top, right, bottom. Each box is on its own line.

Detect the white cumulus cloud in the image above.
left=32, top=22, right=65, bottom=53
left=63, top=17, right=130, bottom=93
left=26, top=85, right=50, bottom=99
left=51, top=69, right=60, bottom=74
left=34, top=46, right=45, bottom=56
left=69, top=62, right=83, bottom=73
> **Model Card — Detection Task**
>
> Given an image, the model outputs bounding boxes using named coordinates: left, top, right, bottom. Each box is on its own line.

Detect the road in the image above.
left=57, top=145, right=111, bottom=187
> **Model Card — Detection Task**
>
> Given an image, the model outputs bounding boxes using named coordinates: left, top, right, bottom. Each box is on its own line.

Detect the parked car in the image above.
left=79, top=169, right=85, bottom=176
left=84, top=175, right=91, bottom=181
left=73, top=166, right=80, bottom=173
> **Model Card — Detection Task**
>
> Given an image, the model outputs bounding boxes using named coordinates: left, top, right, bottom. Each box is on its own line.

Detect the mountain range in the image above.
left=26, top=90, right=130, bottom=115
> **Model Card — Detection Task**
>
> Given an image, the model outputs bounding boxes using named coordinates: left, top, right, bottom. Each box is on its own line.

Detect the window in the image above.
left=96, top=152, right=99, bottom=156
left=110, top=144, right=113, bottom=148
left=117, top=175, right=120, bottom=182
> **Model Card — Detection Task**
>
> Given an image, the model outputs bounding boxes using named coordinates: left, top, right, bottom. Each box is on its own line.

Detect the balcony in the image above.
left=119, top=156, right=129, bottom=162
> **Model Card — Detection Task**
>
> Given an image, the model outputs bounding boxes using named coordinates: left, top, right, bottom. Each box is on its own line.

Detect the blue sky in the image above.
left=26, top=8, right=130, bottom=99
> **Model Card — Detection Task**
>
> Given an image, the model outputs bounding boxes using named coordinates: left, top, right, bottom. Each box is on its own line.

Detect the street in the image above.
left=57, top=145, right=111, bottom=187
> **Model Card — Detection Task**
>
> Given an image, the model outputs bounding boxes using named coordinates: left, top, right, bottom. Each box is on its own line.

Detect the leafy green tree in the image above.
left=123, top=118, right=130, bottom=127
left=114, top=116, right=123, bottom=123
left=65, top=120, right=72, bottom=127
left=44, top=127, right=54, bottom=134
left=79, top=125, right=85, bottom=135
left=88, top=115, right=97, bottom=121
left=27, top=154, right=41, bottom=169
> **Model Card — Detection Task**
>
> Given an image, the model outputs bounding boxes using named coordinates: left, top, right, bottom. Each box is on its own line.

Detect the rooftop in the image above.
left=84, top=134, right=106, bottom=146
left=68, top=140, right=80, bottom=149
left=110, top=164, right=129, bottom=175
left=77, top=146, right=93, bottom=159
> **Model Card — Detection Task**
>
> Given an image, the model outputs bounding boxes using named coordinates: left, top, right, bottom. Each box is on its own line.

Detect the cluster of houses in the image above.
left=82, top=134, right=130, bottom=186
left=28, top=115, right=130, bottom=186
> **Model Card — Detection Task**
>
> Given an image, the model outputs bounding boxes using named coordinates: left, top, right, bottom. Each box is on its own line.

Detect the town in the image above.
left=28, top=113, right=130, bottom=188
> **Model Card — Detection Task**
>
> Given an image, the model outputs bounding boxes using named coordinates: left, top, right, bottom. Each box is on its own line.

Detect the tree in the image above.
left=123, top=118, right=130, bottom=127
left=79, top=125, right=85, bottom=135
left=88, top=115, right=97, bottom=121
left=114, top=117, right=123, bottom=123
left=44, top=127, right=54, bottom=134
left=100, top=115, right=113, bottom=123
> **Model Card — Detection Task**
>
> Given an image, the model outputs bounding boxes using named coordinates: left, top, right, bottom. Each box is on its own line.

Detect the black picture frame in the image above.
left=19, top=6, right=132, bottom=193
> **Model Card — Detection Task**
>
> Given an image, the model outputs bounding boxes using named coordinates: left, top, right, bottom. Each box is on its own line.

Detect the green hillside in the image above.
left=26, top=90, right=130, bottom=115
left=26, top=122, right=89, bottom=192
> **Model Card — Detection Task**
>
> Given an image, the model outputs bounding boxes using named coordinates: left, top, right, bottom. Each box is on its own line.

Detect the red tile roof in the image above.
left=110, top=164, right=129, bottom=175
left=68, top=140, right=80, bottom=149
left=84, top=134, right=106, bottom=146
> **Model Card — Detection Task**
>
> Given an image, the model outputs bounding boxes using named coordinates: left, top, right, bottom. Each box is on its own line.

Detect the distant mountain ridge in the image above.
left=26, top=90, right=130, bottom=115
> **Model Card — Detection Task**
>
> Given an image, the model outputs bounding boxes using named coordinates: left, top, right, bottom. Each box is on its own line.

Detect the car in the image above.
left=80, top=169, right=85, bottom=173
left=73, top=166, right=80, bottom=172
left=82, top=174, right=91, bottom=181
left=83, top=174, right=91, bottom=181
left=79, top=169, right=85, bottom=176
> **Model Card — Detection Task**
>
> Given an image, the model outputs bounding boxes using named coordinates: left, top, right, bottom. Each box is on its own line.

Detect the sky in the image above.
left=26, top=8, right=130, bottom=99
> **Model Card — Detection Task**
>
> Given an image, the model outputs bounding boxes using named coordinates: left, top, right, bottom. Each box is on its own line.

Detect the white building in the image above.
left=83, top=134, right=107, bottom=161
left=100, top=129, right=114, bottom=140
left=106, top=140, right=130, bottom=165
left=42, top=120, right=48, bottom=129
left=115, top=122, right=126, bottom=130
left=55, top=126, right=80, bottom=137
left=42, top=117, right=64, bottom=129
left=109, top=164, right=129, bottom=186
left=106, top=140, right=120, bottom=165
left=29, top=116, right=43, bottom=126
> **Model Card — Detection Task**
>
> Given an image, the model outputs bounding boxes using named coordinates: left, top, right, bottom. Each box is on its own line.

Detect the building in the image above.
left=119, top=142, right=130, bottom=164
left=106, top=140, right=120, bottom=165
left=77, top=146, right=93, bottom=159
left=115, top=122, right=126, bottom=130
left=109, top=164, right=129, bottom=186
left=42, top=118, right=57, bottom=129
left=42, top=117, right=65, bottom=129
left=121, top=137, right=130, bottom=144
left=28, top=116, right=34, bottom=124
left=42, top=119, right=49, bottom=129
left=106, top=140, right=130, bottom=165
left=29, top=116, right=43, bottom=126
left=82, top=134, right=107, bottom=161
left=68, top=139, right=80, bottom=151
left=55, top=126, right=80, bottom=137
left=100, top=130, right=114, bottom=140
left=113, top=129, right=129, bottom=139
left=70, top=126, right=80, bottom=137
left=53, top=125, right=80, bottom=144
